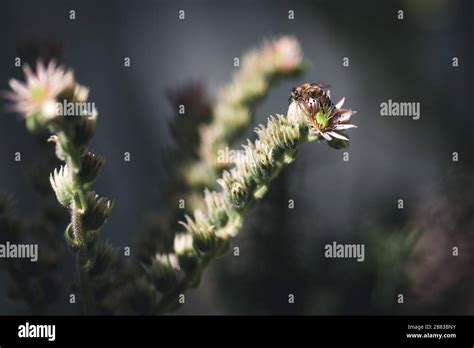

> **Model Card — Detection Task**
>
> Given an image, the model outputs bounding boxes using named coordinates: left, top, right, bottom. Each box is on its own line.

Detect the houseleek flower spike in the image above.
left=5, top=59, right=112, bottom=314
left=155, top=83, right=357, bottom=313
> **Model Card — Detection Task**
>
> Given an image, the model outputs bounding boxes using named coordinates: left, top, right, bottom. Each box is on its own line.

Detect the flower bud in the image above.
left=229, top=181, right=249, bottom=209
left=79, top=151, right=105, bottom=184
left=217, top=169, right=249, bottom=209
left=179, top=210, right=217, bottom=253
left=72, top=111, right=97, bottom=148
left=148, top=253, right=179, bottom=292
left=269, top=115, right=300, bottom=150
left=49, top=165, right=74, bottom=207
left=82, top=191, right=113, bottom=231
left=203, top=189, right=228, bottom=227
left=246, top=140, right=273, bottom=180
left=73, top=85, right=90, bottom=103
left=174, top=233, right=198, bottom=273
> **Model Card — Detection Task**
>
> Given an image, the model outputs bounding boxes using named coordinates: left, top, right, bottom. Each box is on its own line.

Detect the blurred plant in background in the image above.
left=405, top=172, right=474, bottom=314
left=0, top=195, right=64, bottom=314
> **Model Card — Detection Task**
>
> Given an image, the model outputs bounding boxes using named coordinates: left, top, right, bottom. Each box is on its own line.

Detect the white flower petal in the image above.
left=319, top=131, right=332, bottom=141
left=327, top=131, right=349, bottom=141
left=338, top=110, right=353, bottom=123
left=8, top=79, right=28, bottom=96
left=335, top=97, right=345, bottom=109
left=334, top=124, right=357, bottom=130
left=36, top=61, right=46, bottom=82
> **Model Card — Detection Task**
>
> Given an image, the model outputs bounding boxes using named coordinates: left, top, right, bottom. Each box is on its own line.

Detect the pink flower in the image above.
left=4, top=60, right=75, bottom=120
left=264, top=36, right=303, bottom=73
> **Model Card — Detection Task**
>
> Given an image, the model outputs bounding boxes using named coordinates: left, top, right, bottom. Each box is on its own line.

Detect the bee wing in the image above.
left=311, top=82, right=331, bottom=89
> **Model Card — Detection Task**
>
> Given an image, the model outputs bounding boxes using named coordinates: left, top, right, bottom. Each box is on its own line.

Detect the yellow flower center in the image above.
left=315, top=110, right=330, bottom=130
left=30, top=86, right=47, bottom=102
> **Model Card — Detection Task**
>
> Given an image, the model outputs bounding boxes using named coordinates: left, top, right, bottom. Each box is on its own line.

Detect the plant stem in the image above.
left=70, top=202, right=95, bottom=314
left=79, top=265, right=94, bottom=315
left=61, top=133, right=97, bottom=314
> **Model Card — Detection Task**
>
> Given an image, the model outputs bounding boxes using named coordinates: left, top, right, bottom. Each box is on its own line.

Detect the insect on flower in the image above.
left=289, top=82, right=356, bottom=142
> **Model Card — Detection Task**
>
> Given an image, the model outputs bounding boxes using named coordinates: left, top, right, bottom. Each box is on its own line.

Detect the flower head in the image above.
left=263, top=36, right=303, bottom=73
left=4, top=60, right=75, bottom=124
left=288, top=83, right=356, bottom=145
left=308, top=97, right=356, bottom=141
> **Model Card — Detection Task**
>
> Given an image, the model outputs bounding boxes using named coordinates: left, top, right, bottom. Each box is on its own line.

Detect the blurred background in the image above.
left=0, top=0, right=472, bottom=315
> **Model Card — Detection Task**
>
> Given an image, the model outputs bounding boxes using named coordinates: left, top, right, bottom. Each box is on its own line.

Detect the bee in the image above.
left=289, top=82, right=334, bottom=117
left=289, top=82, right=356, bottom=142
